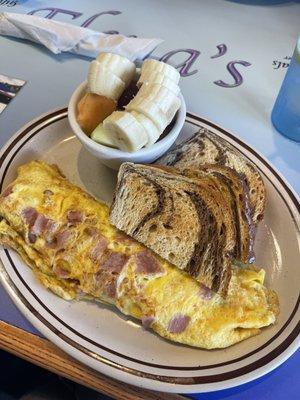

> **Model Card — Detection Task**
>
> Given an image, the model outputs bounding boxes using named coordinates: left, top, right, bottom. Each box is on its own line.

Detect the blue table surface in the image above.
left=0, top=0, right=299, bottom=399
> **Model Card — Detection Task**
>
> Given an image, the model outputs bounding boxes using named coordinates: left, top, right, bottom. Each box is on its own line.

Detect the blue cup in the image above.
left=271, top=38, right=300, bottom=142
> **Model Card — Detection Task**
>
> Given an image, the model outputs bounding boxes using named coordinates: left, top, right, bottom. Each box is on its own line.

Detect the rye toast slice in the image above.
left=110, top=162, right=236, bottom=296
left=181, top=165, right=255, bottom=263
left=157, top=127, right=266, bottom=224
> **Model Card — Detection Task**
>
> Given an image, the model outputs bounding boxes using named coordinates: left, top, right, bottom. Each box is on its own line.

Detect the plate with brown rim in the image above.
left=0, top=108, right=299, bottom=393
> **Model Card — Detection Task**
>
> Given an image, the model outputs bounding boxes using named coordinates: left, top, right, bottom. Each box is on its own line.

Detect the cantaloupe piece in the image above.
left=77, top=93, right=117, bottom=135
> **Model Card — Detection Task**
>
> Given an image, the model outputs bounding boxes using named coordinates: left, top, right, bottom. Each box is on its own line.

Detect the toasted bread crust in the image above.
left=157, top=128, right=266, bottom=224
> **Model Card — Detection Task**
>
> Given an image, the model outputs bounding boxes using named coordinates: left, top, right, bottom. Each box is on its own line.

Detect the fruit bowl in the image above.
left=68, top=81, right=186, bottom=170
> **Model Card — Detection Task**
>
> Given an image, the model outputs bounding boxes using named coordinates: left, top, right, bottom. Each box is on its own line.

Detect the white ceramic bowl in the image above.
left=68, top=81, right=186, bottom=170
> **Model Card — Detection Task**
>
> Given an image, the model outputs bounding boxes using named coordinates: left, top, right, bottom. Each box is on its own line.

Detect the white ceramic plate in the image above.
left=0, top=108, right=299, bottom=393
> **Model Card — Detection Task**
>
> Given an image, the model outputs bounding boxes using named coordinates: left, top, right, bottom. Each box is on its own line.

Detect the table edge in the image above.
left=0, top=320, right=186, bottom=400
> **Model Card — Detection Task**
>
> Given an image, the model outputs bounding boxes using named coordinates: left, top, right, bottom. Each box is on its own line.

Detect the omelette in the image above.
left=0, top=161, right=279, bottom=349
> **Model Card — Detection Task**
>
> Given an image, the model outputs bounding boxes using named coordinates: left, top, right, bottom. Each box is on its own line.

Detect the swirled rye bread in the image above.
left=157, top=128, right=266, bottom=224
left=110, top=163, right=239, bottom=296
left=181, top=165, right=255, bottom=263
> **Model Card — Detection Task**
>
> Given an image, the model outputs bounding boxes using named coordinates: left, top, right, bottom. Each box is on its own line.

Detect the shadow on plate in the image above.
left=77, top=145, right=117, bottom=204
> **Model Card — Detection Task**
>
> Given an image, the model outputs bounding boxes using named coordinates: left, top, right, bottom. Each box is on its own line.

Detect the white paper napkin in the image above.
left=0, top=12, right=163, bottom=61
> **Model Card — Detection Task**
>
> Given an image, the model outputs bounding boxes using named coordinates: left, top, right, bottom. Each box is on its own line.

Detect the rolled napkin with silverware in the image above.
left=0, top=12, right=163, bottom=60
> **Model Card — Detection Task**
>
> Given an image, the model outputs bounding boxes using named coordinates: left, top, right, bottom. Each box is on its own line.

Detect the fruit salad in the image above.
left=76, top=53, right=181, bottom=152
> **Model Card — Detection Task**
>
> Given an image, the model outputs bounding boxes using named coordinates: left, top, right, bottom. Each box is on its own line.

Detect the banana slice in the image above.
left=91, top=123, right=117, bottom=148
left=132, top=84, right=181, bottom=125
left=137, top=84, right=180, bottom=117
left=88, top=60, right=125, bottom=101
left=103, top=111, right=148, bottom=152
left=97, top=53, right=136, bottom=87
left=130, top=111, right=161, bottom=146
left=125, top=96, right=169, bottom=132
left=140, top=59, right=180, bottom=84
left=134, top=67, right=141, bottom=82
left=137, top=72, right=180, bottom=95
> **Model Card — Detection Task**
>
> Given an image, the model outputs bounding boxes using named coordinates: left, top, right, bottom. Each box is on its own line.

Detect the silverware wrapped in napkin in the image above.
left=0, top=12, right=163, bottom=61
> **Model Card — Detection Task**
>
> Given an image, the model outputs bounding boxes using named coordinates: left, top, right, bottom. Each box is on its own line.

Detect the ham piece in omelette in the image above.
left=0, top=161, right=279, bottom=349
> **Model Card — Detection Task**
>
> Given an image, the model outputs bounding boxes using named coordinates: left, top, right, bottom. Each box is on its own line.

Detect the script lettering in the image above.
left=160, top=49, right=200, bottom=77
left=214, top=60, right=251, bottom=88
